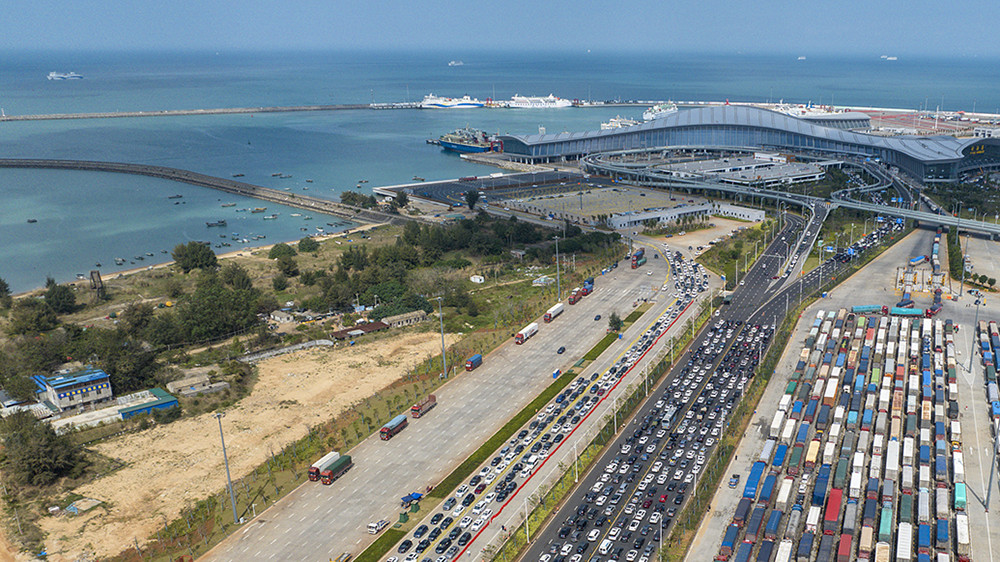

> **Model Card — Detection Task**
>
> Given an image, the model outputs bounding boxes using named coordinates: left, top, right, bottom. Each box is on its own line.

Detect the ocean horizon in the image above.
left=1, top=49, right=998, bottom=292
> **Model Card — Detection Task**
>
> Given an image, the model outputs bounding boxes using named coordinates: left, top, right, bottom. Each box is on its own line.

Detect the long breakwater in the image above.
left=0, top=158, right=414, bottom=225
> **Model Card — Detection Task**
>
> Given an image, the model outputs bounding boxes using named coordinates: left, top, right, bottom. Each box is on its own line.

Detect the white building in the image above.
left=974, top=127, right=1000, bottom=139
left=607, top=202, right=765, bottom=230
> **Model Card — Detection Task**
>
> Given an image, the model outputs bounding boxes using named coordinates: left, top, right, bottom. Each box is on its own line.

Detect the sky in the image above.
left=4, top=0, right=1000, bottom=57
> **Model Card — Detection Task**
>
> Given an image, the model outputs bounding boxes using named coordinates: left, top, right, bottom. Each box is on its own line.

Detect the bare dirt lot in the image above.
left=34, top=330, right=457, bottom=562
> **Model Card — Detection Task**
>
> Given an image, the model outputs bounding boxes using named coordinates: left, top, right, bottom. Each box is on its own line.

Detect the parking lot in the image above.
left=498, top=187, right=705, bottom=227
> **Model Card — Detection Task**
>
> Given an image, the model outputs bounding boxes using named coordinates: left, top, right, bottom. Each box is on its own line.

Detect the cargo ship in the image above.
left=206, top=220, right=228, bottom=227
left=419, top=94, right=484, bottom=109
left=437, top=127, right=501, bottom=153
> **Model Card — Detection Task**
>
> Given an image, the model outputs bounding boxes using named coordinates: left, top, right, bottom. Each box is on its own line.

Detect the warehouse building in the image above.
left=606, top=202, right=764, bottom=230
left=32, top=367, right=113, bottom=413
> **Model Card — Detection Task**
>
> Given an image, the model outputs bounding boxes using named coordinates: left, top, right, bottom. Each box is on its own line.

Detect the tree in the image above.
left=172, top=241, right=218, bottom=273
left=276, top=255, right=300, bottom=277
left=220, top=262, right=254, bottom=291
left=0, top=277, right=11, bottom=308
left=7, top=298, right=58, bottom=335
left=0, top=411, right=85, bottom=486
left=119, top=302, right=155, bottom=337
left=45, top=283, right=76, bottom=314
left=298, top=237, right=320, bottom=253
left=990, top=278, right=997, bottom=289
left=395, top=191, right=409, bottom=209
left=268, top=243, right=297, bottom=259
left=608, top=311, right=623, bottom=333
left=465, top=189, right=480, bottom=211
left=272, top=274, right=289, bottom=292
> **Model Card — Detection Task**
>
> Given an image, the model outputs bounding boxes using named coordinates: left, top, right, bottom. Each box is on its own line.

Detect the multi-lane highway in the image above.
left=201, top=245, right=671, bottom=562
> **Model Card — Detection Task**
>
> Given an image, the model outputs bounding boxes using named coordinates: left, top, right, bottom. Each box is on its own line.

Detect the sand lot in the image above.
left=34, top=331, right=456, bottom=561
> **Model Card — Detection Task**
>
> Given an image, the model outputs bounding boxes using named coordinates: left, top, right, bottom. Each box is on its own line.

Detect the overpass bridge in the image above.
left=582, top=151, right=1000, bottom=238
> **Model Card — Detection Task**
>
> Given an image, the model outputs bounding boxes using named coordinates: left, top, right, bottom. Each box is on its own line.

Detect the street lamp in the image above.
left=214, top=412, right=239, bottom=525
left=554, top=236, right=561, bottom=301
left=436, top=297, right=447, bottom=378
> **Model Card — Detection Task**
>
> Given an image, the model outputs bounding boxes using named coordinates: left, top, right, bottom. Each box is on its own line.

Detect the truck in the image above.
left=746, top=505, right=766, bottom=543
left=796, top=532, right=814, bottom=562
left=631, top=247, right=645, bottom=268
left=569, top=289, right=581, bottom=305
left=785, top=505, right=803, bottom=539
left=859, top=526, right=875, bottom=559
left=806, top=505, right=822, bottom=533
left=411, top=394, right=437, bottom=418
left=852, top=305, right=888, bottom=315
left=309, top=451, right=341, bottom=481
left=776, top=477, right=794, bottom=511
left=380, top=415, right=408, bottom=440
left=734, top=497, right=752, bottom=526
left=955, top=512, right=970, bottom=557
left=543, top=303, right=564, bottom=323
left=824, top=489, right=843, bottom=535
left=367, top=519, right=389, bottom=534
left=764, top=509, right=783, bottom=541
left=465, top=353, right=483, bottom=370
left=874, top=541, right=891, bottom=562
left=896, top=522, right=913, bottom=562
left=632, top=256, right=647, bottom=269
left=720, top=524, right=740, bottom=559
left=320, top=454, right=353, bottom=484
left=744, top=461, right=767, bottom=500
left=775, top=539, right=793, bottom=562
left=812, top=464, right=832, bottom=506
left=909, top=256, right=927, bottom=266
left=514, top=322, right=538, bottom=344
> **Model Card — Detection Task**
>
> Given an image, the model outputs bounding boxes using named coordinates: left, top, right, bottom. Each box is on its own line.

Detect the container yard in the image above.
left=713, top=306, right=996, bottom=562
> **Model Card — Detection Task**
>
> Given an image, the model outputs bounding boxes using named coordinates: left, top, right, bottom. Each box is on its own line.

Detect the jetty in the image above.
left=0, top=158, right=422, bottom=225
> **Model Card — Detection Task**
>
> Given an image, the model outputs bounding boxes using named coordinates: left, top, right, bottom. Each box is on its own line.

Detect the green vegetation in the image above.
left=297, top=236, right=320, bottom=253
left=607, top=311, right=623, bottom=332
left=0, top=411, right=86, bottom=486
left=697, top=220, right=775, bottom=290
left=465, top=189, right=480, bottom=210
left=171, top=240, right=219, bottom=273
left=341, top=191, right=378, bottom=208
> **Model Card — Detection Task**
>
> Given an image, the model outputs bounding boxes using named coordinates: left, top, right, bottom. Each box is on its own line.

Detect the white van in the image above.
left=599, top=540, right=614, bottom=555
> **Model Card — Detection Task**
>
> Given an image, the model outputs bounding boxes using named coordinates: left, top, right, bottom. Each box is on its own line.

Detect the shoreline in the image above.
left=13, top=223, right=387, bottom=299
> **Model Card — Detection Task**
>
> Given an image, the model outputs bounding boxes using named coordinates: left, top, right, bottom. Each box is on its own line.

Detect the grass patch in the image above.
left=584, top=333, right=618, bottom=361
left=355, top=529, right=407, bottom=562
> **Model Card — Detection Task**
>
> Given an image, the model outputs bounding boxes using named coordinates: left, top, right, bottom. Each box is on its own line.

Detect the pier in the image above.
left=0, top=158, right=419, bottom=225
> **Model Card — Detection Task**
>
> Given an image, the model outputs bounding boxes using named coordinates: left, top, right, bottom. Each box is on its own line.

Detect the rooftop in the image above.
left=35, top=367, right=109, bottom=390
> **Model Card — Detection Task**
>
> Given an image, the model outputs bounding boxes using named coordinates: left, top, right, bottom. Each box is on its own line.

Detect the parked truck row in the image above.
left=718, top=309, right=971, bottom=562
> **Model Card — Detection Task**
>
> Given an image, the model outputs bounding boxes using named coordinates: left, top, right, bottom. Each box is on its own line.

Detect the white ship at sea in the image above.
left=506, top=94, right=572, bottom=109
left=642, top=102, right=678, bottom=121
left=47, top=71, right=83, bottom=80
left=600, top=116, right=641, bottom=130
left=448, top=60, right=464, bottom=67
left=419, top=94, right=484, bottom=109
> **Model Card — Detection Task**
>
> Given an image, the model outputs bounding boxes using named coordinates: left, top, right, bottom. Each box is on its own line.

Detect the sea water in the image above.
left=1, top=50, right=997, bottom=291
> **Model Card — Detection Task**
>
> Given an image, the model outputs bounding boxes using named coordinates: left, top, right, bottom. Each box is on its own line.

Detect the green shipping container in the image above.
left=834, top=458, right=849, bottom=489
left=987, top=365, right=998, bottom=382
left=955, top=483, right=967, bottom=510
left=878, top=506, right=894, bottom=542
left=899, top=493, right=913, bottom=524
left=786, top=381, right=798, bottom=395
left=789, top=444, right=804, bottom=470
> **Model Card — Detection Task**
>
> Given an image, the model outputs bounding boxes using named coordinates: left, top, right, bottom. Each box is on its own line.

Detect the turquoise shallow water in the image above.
left=1, top=50, right=997, bottom=292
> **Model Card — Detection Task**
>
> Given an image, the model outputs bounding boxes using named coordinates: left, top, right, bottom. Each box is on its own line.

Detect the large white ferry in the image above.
left=47, top=72, right=83, bottom=80
left=642, top=102, right=678, bottom=121
left=507, top=94, right=572, bottom=109
left=419, top=94, right=484, bottom=109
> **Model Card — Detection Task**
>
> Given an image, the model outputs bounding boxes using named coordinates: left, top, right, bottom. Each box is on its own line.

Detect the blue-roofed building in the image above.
left=498, top=105, right=1000, bottom=183
left=33, top=367, right=113, bottom=413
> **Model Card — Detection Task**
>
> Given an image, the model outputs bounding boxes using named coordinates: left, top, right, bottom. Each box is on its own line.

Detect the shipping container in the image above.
left=955, top=512, right=970, bottom=557
left=764, top=509, right=783, bottom=541
left=785, top=505, right=803, bottom=540
left=806, top=505, right=822, bottom=533
left=878, top=506, right=893, bottom=542
left=896, top=522, right=913, bottom=562
left=858, top=526, right=875, bottom=559
left=734, top=498, right=752, bottom=526
left=899, top=492, right=913, bottom=524
left=954, top=482, right=967, bottom=511
left=824, top=488, right=843, bottom=535
left=935, top=487, right=949, bottom=520
left=797, top=532, right=815, bottom=562
left=746, top=505, right=766, bottom=543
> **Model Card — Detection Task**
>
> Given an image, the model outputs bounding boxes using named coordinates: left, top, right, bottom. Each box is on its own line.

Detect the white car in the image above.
left=561, top=543, right=575, bottom=556
left=609, top=527, right=621, bottom=541
left=635, top=509, right=647, bottom=521
left=453, top=506, right=464, bottom=517
left=459, top=516, right=473, bottom=528
left=588, top=529, right=601, bottom=542
left=471, top=517, right=485, bottom=532
left=485, top=472, right=497, bottom=484
left=404, top=554, right=418, bottom=562
left=484, top=492, right=496, bottom=503
left=628, top=519, right=641, bottom=531
left=472, top=501, right=487, bottom=514
left=649, top=513, right=661, bottom=525
left=481, top=509, right=492, bottom=519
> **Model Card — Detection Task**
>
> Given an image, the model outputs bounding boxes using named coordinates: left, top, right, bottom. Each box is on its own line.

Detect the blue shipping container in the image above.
left=760, top=474, right=777, bottom=505
left=773, top=444, right=788, bottom=469
left=744, top=461, right=767, bottom=500
left=812, top=464, right=832, bottom=506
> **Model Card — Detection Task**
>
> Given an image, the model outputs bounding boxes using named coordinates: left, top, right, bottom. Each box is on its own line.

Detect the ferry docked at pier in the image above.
left=506, top=94, right=572, bottom=109
left=419, top=94, right=484, bottom=109
left=437, top=127, right=501, bottom=153
left=600, top=116, right=641, bottom=130
left=642, top=102, right=678, bottom=121
left=47, top=72, right=83, bottom=80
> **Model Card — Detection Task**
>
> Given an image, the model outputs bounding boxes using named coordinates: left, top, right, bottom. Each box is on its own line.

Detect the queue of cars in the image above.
left=389, top=249, right=706, bottom=562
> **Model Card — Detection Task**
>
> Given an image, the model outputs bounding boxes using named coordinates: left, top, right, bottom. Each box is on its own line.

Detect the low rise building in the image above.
left=383, top=310, right=428, bottom=328
left=32, top=367, right=113, bottom=414
left=607, top=202, right=765, bottom=230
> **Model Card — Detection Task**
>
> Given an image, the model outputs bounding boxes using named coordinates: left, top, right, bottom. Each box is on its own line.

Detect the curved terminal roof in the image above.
left=502, top=105, right=980, bottom=165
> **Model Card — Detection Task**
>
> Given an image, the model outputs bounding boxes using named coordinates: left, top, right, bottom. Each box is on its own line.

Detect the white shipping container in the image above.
left=776, top=477, right=794, bottom=511
left=870, top=454, right=883, bottom=480
left=919, top=465, right=931, bottom=489
left=858, top=430, right=870, bottom=454
left=919, top=488, right=930, bottom=522
left=873, top=433, right=885, bottom=456
left=850, top=471, right=863, bottom=498
left=879, top=388, right=891, bottom=412
left=901, top=465, right=914, bottom=491
left=853, top=451, right=866, bottom=475
left=829, top=423, right=842, bottom=444
left=806, top=505, right=822, bottom=532
left=779, top=394, right=792, bottom=412
left=936, top=487, right=950, bottom=519
left=874, top=542, right=891, bottom=562
left=771, top=410, right=785, bottom=438
left=903, top=437, right=915, bottom=466
left=950, top=420, right=961, bottom=444
left=834, top=406, right=845, bottom=425
left=775, top=539, right=793, bottom=562
left=823, top=441, right=836, bottom=465
left=781, top=419, right=796, bottom=445
left=936, top=552, right=950, bottom=562
left=956, top=512, right=970, bottom=557
left=896, top=522, right=912, bottom=562
left=953, top=451, right=965, bottom=483
left=885, top=440, right=900, bottom=481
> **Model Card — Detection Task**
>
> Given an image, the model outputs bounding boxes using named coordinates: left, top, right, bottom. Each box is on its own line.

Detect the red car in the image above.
left=659, top=495, right=667, bottom=503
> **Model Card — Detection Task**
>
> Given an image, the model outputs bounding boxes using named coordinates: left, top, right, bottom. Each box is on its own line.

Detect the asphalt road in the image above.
left=200, top=250, right=671, bottom=562
left=519, top=217, right=809, bottom=562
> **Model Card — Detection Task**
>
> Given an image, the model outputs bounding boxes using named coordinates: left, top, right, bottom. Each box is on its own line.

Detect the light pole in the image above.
left=554, top=236, right=561, bottom=301
left=436, top=297, right=447, bottom=378
left=214, top=412, right=239, bottom=525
